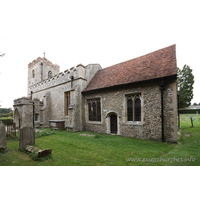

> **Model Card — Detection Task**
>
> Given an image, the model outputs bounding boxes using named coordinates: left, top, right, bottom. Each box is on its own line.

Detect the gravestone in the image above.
left=26, top=145, right=52, bottom=158
left=0, top=121, right=7, bottom=152
left=19, top=127, right=35, bottom=149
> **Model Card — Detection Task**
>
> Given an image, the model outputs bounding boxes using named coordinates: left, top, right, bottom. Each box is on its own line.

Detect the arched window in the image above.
left=48, top=71, right=52, bottom=78
left=135, top=98, right=141, bottom=121
left=126, top=94, right=141, bottom=122
left=32, top=70, right=35, bottom=78
left=127, top=98, right=133, bottom=121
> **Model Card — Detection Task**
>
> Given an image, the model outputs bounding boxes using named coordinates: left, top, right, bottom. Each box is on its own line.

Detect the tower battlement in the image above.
left=28, top=57, right=60, bottom=71
left=28, top=63, right=101, bottom=95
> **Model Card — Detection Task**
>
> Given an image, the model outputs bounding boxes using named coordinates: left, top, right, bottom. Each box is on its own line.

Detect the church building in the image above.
left=13, top=44, right=178, bottom=142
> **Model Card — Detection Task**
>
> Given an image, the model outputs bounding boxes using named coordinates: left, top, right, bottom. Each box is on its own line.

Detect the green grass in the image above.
left=0, top=115, right=200, bottom=166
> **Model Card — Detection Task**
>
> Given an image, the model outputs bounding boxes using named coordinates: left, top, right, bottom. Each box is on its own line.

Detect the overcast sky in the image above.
left=0, top=0, right=200, bottom=108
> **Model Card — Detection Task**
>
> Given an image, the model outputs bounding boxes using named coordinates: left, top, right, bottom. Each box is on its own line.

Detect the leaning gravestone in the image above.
left=19, top=127, right=35, bottom=149
left=0, top=121, right=7, bottom=152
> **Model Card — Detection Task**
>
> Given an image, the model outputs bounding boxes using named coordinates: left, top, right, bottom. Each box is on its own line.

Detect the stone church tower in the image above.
left=14, top=55, right=101, bottom=131
left=27, top=56, right=60, bottom=95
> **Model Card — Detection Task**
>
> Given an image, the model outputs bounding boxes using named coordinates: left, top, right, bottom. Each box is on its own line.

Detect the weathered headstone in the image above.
left=19, top=127, right=35, bottom=149
left=0, top=121, right=7, bottom=152
left=26, top=145, right=52, bottom=158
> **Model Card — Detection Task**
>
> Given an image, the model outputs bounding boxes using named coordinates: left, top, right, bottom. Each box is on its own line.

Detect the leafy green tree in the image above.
left=178, top=65, right=194, bottom=108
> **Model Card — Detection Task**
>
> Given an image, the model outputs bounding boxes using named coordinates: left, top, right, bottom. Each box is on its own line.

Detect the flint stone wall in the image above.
left=82, top=78, right=177, bottom=142
left=0, top=121, right=7, bottom=152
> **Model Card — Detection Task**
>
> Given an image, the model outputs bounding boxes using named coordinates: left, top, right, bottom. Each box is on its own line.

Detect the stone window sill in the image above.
left=86, top=121, right=102, bottom=125
left=125, top=121, right=143, bottom=126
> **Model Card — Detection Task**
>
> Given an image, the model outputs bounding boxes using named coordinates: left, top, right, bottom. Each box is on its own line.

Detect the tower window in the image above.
left=48, top=71, right=52, bottom=78
left=35, top=114, right=39, bottom=121
left=32, top=70, right=35, bottom=78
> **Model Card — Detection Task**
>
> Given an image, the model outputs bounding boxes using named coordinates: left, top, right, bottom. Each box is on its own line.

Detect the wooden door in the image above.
left=110, top=114, right=117, bottom=134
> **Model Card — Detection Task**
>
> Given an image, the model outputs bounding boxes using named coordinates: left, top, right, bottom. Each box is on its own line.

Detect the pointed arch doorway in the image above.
left=14, top=108, right=21, bottom=129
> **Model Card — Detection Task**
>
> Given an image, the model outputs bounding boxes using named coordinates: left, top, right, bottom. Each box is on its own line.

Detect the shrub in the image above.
left=0, top=117, right=13, bottom=125
left=35, top=130, right=56, bottom=138
left=94, top=133, right=101, bottom=138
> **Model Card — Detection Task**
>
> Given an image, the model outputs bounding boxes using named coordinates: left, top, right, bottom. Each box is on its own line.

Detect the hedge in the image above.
left=179, top=109, right=200, bottom=114
left=0, top=117, right=13, bottom=125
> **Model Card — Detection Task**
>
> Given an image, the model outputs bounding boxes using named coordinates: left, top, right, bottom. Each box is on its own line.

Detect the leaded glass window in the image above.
left=127, top=99, right=133, bottom=121
left=87, top=98, right=101, bottom=122
left=135, top=98, right=141, bottom=121
left=88, top=103, right=92, bottom=121
left=126, top=94, right=141, bottom=122
left=92, top=102, right=96, bottom=121
left=97, top=101, right=101, bottom=121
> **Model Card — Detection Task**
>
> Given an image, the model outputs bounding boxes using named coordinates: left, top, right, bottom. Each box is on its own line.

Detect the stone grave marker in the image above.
left=0, top=121, right=7, bottom=152
left=19, top=127, right=35, bottom=149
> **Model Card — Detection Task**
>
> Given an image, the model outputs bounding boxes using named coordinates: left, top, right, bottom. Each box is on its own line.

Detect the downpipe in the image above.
left=159, top=78, right=165, bottom=142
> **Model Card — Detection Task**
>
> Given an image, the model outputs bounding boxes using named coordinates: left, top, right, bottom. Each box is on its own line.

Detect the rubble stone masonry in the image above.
left=83, top=78, right=177, bottom=142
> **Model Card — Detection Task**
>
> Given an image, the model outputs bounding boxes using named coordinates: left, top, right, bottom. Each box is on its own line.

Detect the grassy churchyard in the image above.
left=0, top=114, right=200, bottom=166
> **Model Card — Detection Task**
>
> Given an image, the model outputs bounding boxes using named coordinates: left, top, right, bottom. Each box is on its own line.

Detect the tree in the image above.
left=178, top=65, right=194, bottom=108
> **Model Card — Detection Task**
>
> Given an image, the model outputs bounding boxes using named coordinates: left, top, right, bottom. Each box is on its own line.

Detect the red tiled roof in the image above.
left=83, top=44, right=177, bottom=92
